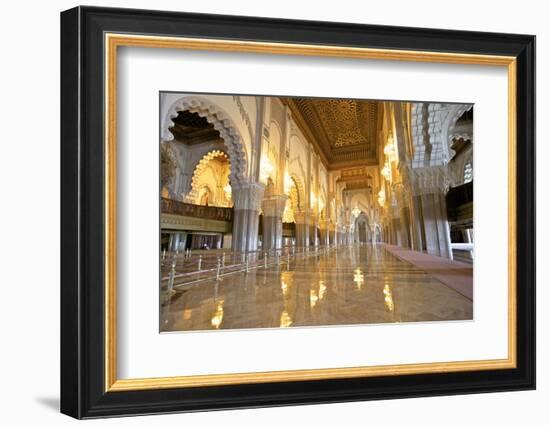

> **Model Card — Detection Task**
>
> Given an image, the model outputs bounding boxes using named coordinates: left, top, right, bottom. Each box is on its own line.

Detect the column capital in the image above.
left=408, top=165, right=451, bottom=196
left=294, top=210, right=305, bottom=224
left=261, top=194, right=287, bottom=217
left=232, top=182, right=265, bottom=211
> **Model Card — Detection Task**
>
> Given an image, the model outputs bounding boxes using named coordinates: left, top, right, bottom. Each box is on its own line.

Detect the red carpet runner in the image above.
left=384, top=244, right=473, bottom=301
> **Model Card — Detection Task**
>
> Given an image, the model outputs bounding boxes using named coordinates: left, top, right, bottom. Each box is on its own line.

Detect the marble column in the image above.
left=328, top=224, right=336, bottom=246
left=294, top=210, right=309, bottom=247
left=399, top=206, right=412, bottom=248
left=406, top=165, right=453, bottom=259
left=389, top=203, right=401, bottom=246
left=318, top=224, right=328, bottom=246
left=309, top=218, right=318, bottom=246
left=231, top=182, right=265, bottom=252
left=420, top=191, right=452, bottom=259
left=261, top=194, right=287, bottom=251
left=410, top=194, right=425, bottom=251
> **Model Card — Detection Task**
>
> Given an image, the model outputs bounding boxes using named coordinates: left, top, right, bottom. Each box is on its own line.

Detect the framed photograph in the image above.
left=60, top=6, right=535, bottom=419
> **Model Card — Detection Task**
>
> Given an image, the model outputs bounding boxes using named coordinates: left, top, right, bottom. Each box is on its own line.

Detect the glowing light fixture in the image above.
left=378, top=188, right=386, bottom=207
left=318, top=198, right=325, bottom=211
left=352, top=205, right=361, bottom=218
left=384, top=132, right=397, bottom=161
left=310, top=191, right=317, bottom=207
left=381, top=161, right=391, bottom=181
left=223, top=184, right=232, bottom=197
left=259, top=156, right=274, bottom=184
left=284, top=171, right=293, bottom=194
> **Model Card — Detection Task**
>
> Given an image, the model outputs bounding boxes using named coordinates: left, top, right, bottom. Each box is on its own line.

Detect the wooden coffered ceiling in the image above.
left=337, top=166, right=376, bottom=191
left=169, top=110, right=223, bottom=145
left=283, top=97, right=380, bottom=169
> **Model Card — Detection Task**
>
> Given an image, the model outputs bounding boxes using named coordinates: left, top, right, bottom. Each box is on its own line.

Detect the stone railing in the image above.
left=161, top=198, right=233, bottom=222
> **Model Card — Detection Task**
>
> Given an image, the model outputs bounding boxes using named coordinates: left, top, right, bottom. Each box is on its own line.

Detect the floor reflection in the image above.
left=160, top=245, right=473, bottom=332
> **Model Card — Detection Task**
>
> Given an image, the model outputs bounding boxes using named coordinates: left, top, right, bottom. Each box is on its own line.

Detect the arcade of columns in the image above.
left=161, top=94, right=472, bottom=259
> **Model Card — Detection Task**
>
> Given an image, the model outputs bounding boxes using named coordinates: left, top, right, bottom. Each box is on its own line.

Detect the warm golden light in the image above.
left=223, top=184, right=232, bottom=197
left=318, top=281, right=327, bottom=300
left=378, top=188, right=386, bottom=207
left=383, top=284, right=394, bottom=312
left=260, top=156, right=274, bottom=184
left=310, top=289, right=319, bottom=308
left=381, top=161, right=391, bottom=181
left=318, top=198, right=325, bottom=212
left=284, top=171, right=293, bottom=194
left=282, top=197, right=295, bottom=223
left=353, top=268, right=364, bottom=289
left=310, top=191, right=317, bottom=208
left=183, top=309, right=192, bottom=320
left=280, top=311, right=293, bottom=328
left=384, top=132, right=397, bottom=161
left=211, top=299, right=225, bottom=329
left=281, top=279, right=289, bottom=297
left=352, top=206, right=361, bottom=218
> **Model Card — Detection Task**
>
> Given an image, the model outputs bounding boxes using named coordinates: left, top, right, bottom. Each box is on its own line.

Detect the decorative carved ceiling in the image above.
left=169, top=110, right=223, bottom=145
left=284, top=97, right=379, bottom=168
left=337, top=166, right=376, bottom=191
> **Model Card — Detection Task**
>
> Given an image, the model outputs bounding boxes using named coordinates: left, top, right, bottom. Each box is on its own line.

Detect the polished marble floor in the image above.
left=160, top=244, right=473, bottom=332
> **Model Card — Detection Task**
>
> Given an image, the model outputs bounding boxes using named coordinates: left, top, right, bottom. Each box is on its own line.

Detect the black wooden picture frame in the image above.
left=60, top=5, right=535, bottom=419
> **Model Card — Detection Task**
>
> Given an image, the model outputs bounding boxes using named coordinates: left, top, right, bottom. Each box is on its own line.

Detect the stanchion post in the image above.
left=167, top=260, right=176, bottom=296
left=216, top=258, right=221, bottom=281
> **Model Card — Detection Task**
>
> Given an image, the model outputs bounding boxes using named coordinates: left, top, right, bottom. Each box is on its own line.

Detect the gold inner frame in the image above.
left=104, top=33, right=517, bottom=392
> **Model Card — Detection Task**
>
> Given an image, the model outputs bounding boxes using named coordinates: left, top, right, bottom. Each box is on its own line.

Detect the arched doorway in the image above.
left=161, top=95, right=255, bottom=252
left=185, top=150, right=232, bottom=207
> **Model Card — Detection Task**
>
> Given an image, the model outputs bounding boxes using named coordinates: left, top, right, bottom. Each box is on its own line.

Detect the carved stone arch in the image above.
left=186, top=150, right=230, bottom=205
left=289, top=174, right=305, bottom=212
left=410, top=103, right=473, bottom=166
left=349, top=192, right=370, bottom=211
left=184, top=143, right=228, bottom=191
left=270, top=119, right=283, bottom=143
left=162, top=95, right=248, bottom=185
left=288, top=156, right=307, bottom=192
left=354, top=212, right=370, bottom=230
left=445, top=104, right=473, bottom=161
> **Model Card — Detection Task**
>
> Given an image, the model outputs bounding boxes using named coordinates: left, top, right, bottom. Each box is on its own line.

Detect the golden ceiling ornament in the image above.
left=286, top=97, right=379, bottom=164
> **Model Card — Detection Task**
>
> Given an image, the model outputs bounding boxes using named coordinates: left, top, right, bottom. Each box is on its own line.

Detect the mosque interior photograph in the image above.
left=159, top=93, right=474, bottom=332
